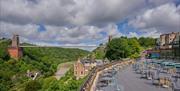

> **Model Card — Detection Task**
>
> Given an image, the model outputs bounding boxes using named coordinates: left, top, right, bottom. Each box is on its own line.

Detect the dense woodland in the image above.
left=0, top=38, right=89, bottom=91
left=0, top=36, right=155, bottom=91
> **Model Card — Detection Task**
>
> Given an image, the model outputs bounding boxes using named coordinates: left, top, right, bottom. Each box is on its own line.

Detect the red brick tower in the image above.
left=8, top=35, right=23, bottom=59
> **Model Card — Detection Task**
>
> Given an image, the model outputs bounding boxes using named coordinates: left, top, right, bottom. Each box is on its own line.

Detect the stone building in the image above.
left=74, top=58, right=97, bottom=80
left=160, top=32, right=178, bottom=49
left=8, top=35, right=23, bottom=59
left=157, top=32, right=180, bottom=60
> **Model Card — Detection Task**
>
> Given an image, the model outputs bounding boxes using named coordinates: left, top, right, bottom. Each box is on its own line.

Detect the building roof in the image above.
left=160, top=32, right=179, bottom=36
left=80, top=58, right=96, bottom=65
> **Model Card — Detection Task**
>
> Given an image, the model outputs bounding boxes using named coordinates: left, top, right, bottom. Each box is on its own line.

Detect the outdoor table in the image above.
left=168, top=68, right=176, bottom=74
left=159, top=74, right=172, bottom=88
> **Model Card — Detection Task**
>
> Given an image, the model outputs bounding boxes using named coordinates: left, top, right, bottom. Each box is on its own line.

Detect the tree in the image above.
left=0, top=40, right=10, bottom=60
left=105, top=37, right=144, bottom=60
left=25, top=80, right=41, bottom=91
left=41, top=77, right=57, bottom=90
left=105, top=38, right=131, bottom=61
left=128, top=38, right=141, bottom=58
left=93, top=46, right=105, bottom=59
left=138, top=37, right=155, bottom=48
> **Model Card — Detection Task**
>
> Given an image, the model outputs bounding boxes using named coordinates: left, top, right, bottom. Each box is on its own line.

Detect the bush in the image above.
left=25, top=80, right=41, bottom=91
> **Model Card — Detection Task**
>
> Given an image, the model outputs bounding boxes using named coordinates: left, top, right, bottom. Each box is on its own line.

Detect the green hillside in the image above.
left=0, top=38, right=11, bottom=60
left=0, top=39, right=89, bottom=91
left=92, top=44, right=106, bottom=59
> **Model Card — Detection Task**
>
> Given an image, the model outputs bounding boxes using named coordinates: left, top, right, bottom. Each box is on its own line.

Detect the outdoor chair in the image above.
left=152, top=71, right=160, bottom=86
left=140, top=70, right=147, bottom=79
left=172, top=79, right=180, bottom=91
left=133, top=65, right=138, bottom=71
left=147, top=70, right=153, bottom=80
left=135, top=69, right=141, bottom=74
left=152, top=78, right=159, bottom=86
left=133, top=64, right=140, bottom=73
left=97, top=81, right=108, bottom=88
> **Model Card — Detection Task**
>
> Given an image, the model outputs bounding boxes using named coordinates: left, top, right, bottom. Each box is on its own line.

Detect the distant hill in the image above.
left=21, top=42, right=35, bottom=46
left=0, top=38, right=90, bottom=91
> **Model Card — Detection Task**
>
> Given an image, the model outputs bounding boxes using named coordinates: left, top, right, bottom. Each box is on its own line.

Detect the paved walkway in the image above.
left=99, top=66, right=172, bottom=91
left=54, top=62, right=73, bottom=80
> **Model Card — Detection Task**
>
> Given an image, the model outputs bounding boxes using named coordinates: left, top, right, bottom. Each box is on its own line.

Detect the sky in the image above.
left=0, top=0, right=180, bottom=50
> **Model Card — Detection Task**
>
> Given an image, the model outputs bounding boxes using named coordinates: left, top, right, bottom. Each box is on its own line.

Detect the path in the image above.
left=54, top=62, right=74, bottom=80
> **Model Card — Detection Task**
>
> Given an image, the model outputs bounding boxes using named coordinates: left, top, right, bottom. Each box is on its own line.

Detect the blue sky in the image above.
left=0, top=0, right=179, bottom=50
left=117, top=19, right=142, bottom=36
left=37, top=24, right=46, bottom=32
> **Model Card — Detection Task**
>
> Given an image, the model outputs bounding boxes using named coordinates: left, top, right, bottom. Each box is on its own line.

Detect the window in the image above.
left=81, top=71, right=83, bottom=75
left=75, top=71, right=77, bottom=75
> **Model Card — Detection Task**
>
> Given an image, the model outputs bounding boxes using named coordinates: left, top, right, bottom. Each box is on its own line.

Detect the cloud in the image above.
left=0, top=0, right=146, bottom=26
left=125, top=29, right=161, bottom=38
left=0, top=0, right=179, bottom=50
left=0, top=21, right=120, bottom=44
left=0, top=0, right=73, bottom=25
left=146, top=0, right=174, bottom=6
left=128, top=32, right=138, bottom=38
left=129, top=3, right=180, bottom=33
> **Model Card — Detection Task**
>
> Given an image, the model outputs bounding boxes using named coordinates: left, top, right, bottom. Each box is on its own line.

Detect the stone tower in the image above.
left=8, top=34, right=23, bottom=59
left=12, top=35, right=20, bottom=47
left=108, top=35, right=112, bottom=43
